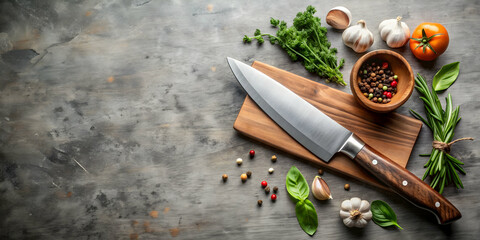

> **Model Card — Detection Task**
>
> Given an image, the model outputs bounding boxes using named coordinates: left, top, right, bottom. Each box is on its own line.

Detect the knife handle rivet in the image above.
left=372, top=159, right=378, bottom=165
left=435, top=202, right=440, bottom=208
left=402, top=180, right=408, bottom=186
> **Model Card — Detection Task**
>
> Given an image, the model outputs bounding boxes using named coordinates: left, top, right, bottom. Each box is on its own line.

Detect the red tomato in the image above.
left=410, top=23, right=449, bottom=61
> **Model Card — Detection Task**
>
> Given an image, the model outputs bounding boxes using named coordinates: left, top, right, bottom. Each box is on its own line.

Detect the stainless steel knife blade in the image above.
left=227, top=57, right=354, bottom=162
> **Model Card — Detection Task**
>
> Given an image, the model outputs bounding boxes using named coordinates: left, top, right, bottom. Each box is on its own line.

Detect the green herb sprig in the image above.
left=371, top=200, right=403, bottom=230
left=410, top=70, right=473, bottom=194
left=243, top=6, right=346, bottom=85
left=286, top=166, right=318, bottom=235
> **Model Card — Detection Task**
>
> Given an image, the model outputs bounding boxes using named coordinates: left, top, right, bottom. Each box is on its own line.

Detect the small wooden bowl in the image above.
left=350, top=50, right=414, bottom=113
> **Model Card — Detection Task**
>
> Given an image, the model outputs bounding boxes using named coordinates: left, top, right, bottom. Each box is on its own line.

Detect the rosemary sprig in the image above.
left=410, top=73, right=469, bottom=194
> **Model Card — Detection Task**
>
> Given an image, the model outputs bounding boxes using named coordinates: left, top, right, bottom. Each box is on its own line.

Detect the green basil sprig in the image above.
left=371, top=200, right=403, bottom=230
left=286, top=166, right=318, bottom=235
left=432, top=62, right=460, bottom=92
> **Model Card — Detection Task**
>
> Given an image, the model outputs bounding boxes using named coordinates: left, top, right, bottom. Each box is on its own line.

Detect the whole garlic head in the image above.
left=342, top=20, right=374, bottom=53
left=339, top=197, right=372, bottom=228
left=379, top=16, right=410, bottom=48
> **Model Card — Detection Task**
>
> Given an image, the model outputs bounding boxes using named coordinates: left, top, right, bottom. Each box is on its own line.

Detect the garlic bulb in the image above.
left=379, top=16, right=410, bottom=48
left=311, top=176, right=332, bottom=200
left=342, top=20, right=374, bottom=53
left=326, top=6, right=352, bottom=30
left=339, top=197, right=372, bottom=228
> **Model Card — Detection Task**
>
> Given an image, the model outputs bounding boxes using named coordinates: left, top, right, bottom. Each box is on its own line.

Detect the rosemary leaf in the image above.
left=410, top=72, right=468, bottom=194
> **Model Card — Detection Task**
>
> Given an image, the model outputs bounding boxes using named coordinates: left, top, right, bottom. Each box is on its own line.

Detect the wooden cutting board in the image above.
left=233, top=61, right=423, bottom=190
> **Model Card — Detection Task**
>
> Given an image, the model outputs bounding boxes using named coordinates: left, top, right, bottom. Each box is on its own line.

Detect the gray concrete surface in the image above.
left=0, top=0, right=479, bottom=239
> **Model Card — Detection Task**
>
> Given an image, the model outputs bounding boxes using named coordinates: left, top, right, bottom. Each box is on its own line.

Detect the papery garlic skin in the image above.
left=339, top=197, right=372, bottom=228
left=311, top=176, right=332, bottom=200
left=342, top=20, right=374, bottom=53
left=379, top=16, right=410, bottom=48
left=326, top=6, right=352, bottom=30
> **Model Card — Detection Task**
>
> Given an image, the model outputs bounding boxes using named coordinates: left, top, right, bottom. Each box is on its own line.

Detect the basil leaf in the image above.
left=432, top=62, right=460, bottom=92
left=371, top=200, right=403, bottom=230
left=286, top=166, right=309, bottom=201
left=295, top=199, right=318, bottom=235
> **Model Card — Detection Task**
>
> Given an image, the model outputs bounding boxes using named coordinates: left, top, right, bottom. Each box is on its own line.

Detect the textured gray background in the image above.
left=0, top=0, right=479, bottom=239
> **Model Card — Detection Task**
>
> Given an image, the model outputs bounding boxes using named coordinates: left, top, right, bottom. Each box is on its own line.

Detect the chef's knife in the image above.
left=227, top=57, right=461, bottom=224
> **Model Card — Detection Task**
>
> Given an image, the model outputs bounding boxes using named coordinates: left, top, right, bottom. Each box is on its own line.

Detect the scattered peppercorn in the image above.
left=236, top=158, right=243, bottom=165
left=222, top=174, right=228, bottom=182
left=241, top=173, right=248, bottom=182
left=271, top=194, right=277, bottom=201
left=246, top=171, right=252, bottom=178
left=249, top=150, right=255, bottom=158
left=268, top=168, right=274, bottom=174
left=257, top=200, right=263, bottom=206
left=273, top=186, right=278, bottom=193
left=344, top=184, right=350, bottom=190
left=271, top=155, right=277, bottom=162
left=358, top=60, right=397, bottom=104
left=264, top=186, right=271, bottom=194
left=318, top=169, right=324, bottom=175
left=261, top=181, right=268, bottom=188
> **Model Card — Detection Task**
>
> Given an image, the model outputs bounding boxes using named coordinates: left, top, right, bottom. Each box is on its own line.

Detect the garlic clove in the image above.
left=311, top=176, right=332, bottom=200
left=354, top=218, right=368, bottom=228
left=339, top=210, right=351, bottom=219
left=359, top=200, right=370, bottom=212
left=326, top=6, right=352, bottom=30
left=343, top=218, right=354, bottom=227
left=362, top=210, right=372, bottom=221
left=350, top=197, right=362, bottom=209
left=341, top=199, right=352, bottom=211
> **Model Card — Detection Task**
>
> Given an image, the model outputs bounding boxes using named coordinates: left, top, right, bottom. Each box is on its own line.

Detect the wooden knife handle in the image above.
left=353, top=144, right=461, bottom=224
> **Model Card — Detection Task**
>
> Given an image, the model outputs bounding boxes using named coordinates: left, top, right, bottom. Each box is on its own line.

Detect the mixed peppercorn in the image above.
left=222, top=149, right=279, bottom=206
left=358, top=61, right=398, bottom=104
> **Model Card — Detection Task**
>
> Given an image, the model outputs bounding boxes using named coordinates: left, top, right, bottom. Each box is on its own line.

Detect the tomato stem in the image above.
left=410, top=28, right=443, bottom=55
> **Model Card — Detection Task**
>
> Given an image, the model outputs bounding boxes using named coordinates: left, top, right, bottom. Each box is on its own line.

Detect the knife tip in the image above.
left=226, top=57, right=236, bottom=66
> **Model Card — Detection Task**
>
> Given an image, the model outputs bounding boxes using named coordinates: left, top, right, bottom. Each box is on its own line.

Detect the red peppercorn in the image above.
left=383, top=91, right=388, bottom=96
left=386, top=92, right=392, bottom=98
left=271, top=194, right=277, bottom=201
left=249, top=150, right=255, bottom=158
left=391, top=80, right=398, bottom=87
left=261, top=181, right=267, bottom=188
left=382, top=62, right=388, bottom=69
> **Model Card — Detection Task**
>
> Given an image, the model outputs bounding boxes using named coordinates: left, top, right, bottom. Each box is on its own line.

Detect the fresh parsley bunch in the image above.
left=243, top=6, right=346, bottom=85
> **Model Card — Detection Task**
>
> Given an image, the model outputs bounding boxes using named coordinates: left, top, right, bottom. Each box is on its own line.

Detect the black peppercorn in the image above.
left=257, top=200, right=263, bottom=206
left=246, top=171, right=252, bottom=178
left=264, top=186, right=270, bottom=194
left=273, top=186, right=278, bottom=193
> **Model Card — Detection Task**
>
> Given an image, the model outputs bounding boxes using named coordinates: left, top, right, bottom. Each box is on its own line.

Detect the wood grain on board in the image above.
left=233, top=61, right=423, bottom=190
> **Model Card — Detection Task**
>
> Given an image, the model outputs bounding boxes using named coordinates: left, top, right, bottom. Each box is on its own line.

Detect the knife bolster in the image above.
left=339, top=134, right=365, bottom=159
